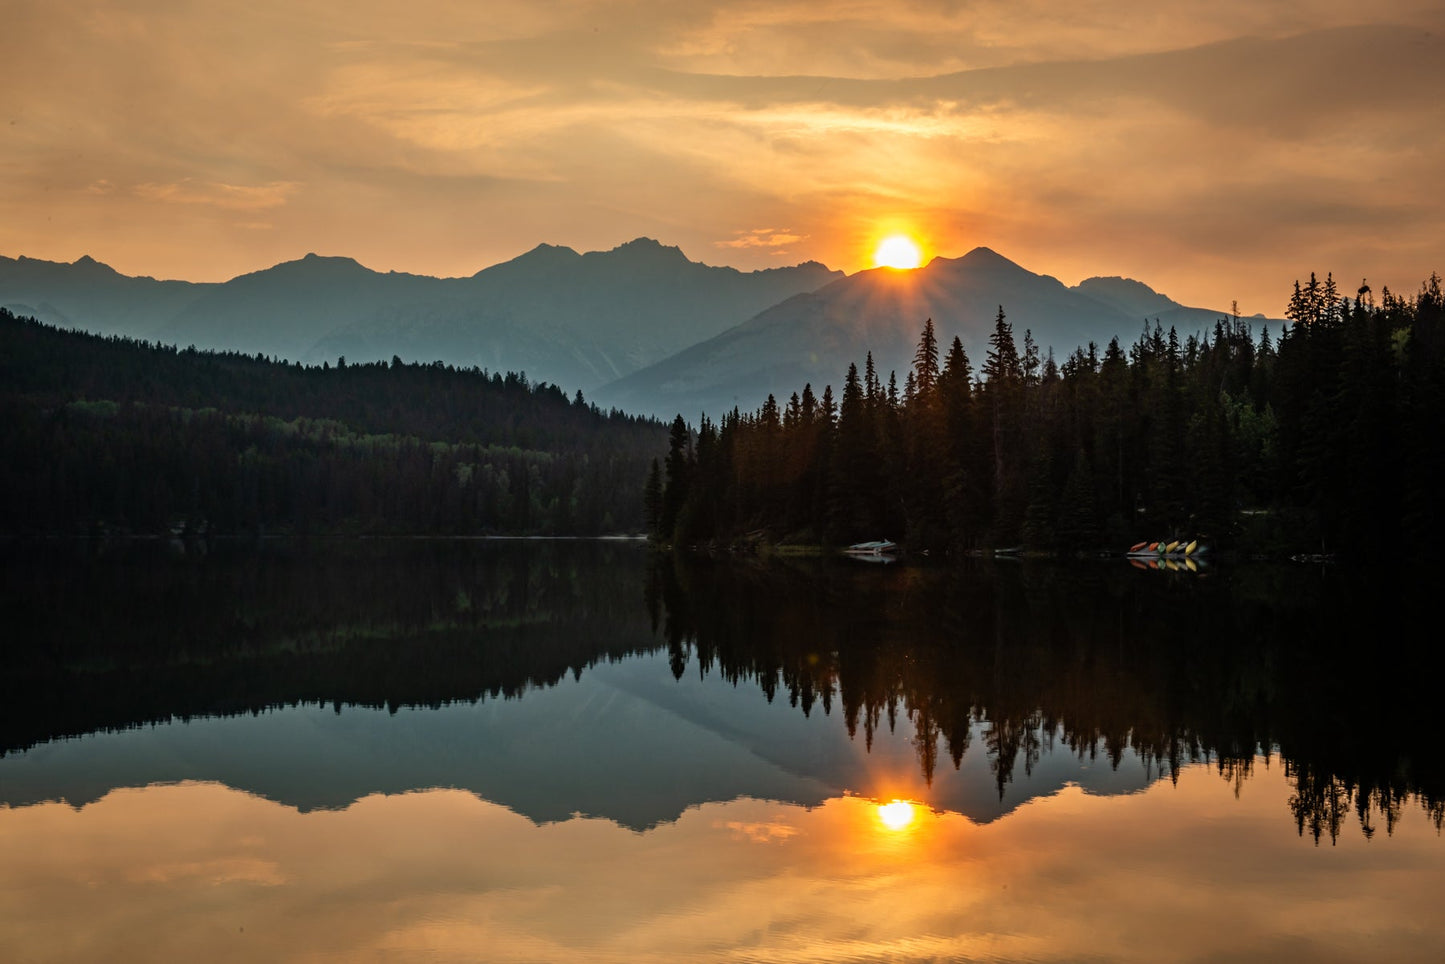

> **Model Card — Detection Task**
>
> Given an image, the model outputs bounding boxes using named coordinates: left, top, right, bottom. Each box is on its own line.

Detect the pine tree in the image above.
left=912, top=318, right=940, bottom=398
left=1022, top=329, right=1040, bottom=389
left=984, top=306, right=1020, bottom=383
left=942, top=335, right=971, bottom=391
left=982, top=306, right=1024, bottom=542
left=834, top=363, right=877, bottom=540
left=660, top=415, right=692, bottom=541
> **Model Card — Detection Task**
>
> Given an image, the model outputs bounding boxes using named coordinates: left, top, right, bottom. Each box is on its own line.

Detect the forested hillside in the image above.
left=651, top=273, right=1445, bottom=558
left=0, top=309, right=667, bottom=536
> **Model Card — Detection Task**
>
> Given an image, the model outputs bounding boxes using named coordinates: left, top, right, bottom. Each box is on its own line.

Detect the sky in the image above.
left=4, top=1, right=1444, bottom=314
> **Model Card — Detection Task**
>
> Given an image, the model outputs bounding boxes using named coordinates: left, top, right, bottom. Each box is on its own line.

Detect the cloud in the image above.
left=0, top=1, right=1441, bottom=309
left=717, top=228, right=807, bottom=249
left=719, top=819, right=801, bottom=842
left=133, top=180, right=300, bottom=212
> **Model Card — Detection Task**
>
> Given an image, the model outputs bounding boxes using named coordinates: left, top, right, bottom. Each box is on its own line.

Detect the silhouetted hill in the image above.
left=309, top=238, right=841, bottom=389
left=2, top=242, right=842, bottom=397
left=0, top=308, right=667, bottom=536
left=155, top=253, right=444, bottom=363
left=0, top=253, right=209, bottom=338
left=1075, top=275, right=1253, bottom=331
left=595, top=248, right=1268, bottom=419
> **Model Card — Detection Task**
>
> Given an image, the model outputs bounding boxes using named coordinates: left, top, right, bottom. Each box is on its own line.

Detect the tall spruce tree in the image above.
left=913, top=318, right=940, bottom=398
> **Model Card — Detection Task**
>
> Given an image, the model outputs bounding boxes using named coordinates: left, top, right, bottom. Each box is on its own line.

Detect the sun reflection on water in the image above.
left=877, top=799, right=917, bottom=832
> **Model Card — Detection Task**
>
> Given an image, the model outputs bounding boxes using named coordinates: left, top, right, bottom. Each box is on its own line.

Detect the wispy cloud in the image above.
left=133, top=180, right=300, bottom=212
left=719, top=819, right=801, bottom=842
left=0, top=0, right=1440, bottom=308
left=717, top=228, right=807, bottom=250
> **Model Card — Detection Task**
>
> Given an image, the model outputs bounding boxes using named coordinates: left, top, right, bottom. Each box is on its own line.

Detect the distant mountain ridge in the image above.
left=4, top=243, right=1267, bottom=419
left=0, top=253, right=209, bottom=338
left=1, top=241, right=843, bottom=394
left=594, top=247, right=1274, bottom=419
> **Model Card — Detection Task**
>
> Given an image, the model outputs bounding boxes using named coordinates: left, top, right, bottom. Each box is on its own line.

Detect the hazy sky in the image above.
left=5, top=1, right=1443, bottom=313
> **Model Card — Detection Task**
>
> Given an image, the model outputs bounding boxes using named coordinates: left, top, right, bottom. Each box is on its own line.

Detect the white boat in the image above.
left=845, top=540, right=898, bottom=555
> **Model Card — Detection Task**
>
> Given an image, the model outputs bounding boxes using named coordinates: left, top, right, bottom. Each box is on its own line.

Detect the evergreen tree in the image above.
left=912, top=318, right=940, bottom=398
left=983, top=306, right=1024, bottom=542
left=833, top=363, right=877, bottom=540
left=660, top=415, right=692, bottom=541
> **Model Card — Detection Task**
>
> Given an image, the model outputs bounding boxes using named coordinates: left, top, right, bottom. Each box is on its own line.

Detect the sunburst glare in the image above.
left=877, top=800, right=917, bottom=831
left=873, top=234, right=923, bottom=270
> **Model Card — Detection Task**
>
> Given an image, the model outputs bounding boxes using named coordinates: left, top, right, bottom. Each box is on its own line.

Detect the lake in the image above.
left=2, top=539, right=1441, bottom=962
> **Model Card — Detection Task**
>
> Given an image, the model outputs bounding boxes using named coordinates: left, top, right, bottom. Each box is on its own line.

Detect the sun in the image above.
left=877, top=800, right=917, bottom=831
left=873, top=234, right=923, bottom=270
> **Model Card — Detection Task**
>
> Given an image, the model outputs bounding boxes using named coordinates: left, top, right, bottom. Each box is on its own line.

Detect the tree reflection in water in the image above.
left=2, top=540, right=1439, bottom=841
left=650, top=553, right=1444, bottom=843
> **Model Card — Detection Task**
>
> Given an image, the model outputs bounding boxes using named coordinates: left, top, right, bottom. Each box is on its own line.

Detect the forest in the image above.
left=0, top=309, right=668, bottom=536
left=649, top=273, right=1445, bottom=558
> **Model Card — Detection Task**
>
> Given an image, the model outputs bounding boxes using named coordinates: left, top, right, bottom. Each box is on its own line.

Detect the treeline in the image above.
left=0, top=309, right=668, bottom=535
left=650, top=273, right=1445, bottom=557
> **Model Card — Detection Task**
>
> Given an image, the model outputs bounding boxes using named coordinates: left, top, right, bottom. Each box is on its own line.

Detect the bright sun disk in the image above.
left=874, top=235, right=922, bottom=270
left=877, top=800, right=916, bottom=831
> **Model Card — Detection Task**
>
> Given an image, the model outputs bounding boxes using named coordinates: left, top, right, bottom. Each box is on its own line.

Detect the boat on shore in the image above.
left=845, top=540, right=898, bottom=556
left=1126, top=539, right=1207, bottom=560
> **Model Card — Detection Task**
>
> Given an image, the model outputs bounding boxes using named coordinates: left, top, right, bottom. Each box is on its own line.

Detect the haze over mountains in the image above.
left=0, top=240, right=840, bottom=398
left=2, top=241, right=1263, bottom=421
left=597, top=247, right=1263, bottom=419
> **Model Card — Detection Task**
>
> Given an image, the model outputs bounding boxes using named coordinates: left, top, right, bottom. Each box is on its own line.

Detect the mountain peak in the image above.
left=1078, top=275, right=1161, bottom=296
left=1074, top=276, right=1178, bottom=316
left=605, top=237, right=691, bottom=263
left=70, top=254, right=118, bottom=276
left=514, top=242, right=582, bottom=265
left=929, top=246, right=1045, bottom=285
left=957, top=246, right=1020, bottom=269
left=476, top=242, right=583, bottom=279
left=527, top=242, right=580, bottom=256
left=287, top=253, right=365, bottom=271
left=224, top=253, right=374, bottom=286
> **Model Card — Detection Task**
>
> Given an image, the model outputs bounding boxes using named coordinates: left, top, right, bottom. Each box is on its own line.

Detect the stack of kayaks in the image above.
left=1126, top=539, right=1208, bottom=571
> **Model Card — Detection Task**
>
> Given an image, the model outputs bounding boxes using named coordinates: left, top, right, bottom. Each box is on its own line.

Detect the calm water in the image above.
left=1, top=540, right=1441, bottom=962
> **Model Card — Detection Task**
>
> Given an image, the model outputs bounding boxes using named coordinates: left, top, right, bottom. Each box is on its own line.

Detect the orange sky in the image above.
left=4, top=1, right=1443, bottom=314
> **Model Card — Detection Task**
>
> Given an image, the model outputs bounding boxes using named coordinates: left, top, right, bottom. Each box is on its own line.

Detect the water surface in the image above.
left=1, top=541, right=1440, bottom=962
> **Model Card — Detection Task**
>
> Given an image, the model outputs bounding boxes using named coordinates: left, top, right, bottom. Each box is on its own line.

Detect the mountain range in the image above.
left=0, top=241, right=840, bottom=397
left=595, top=247, right=1264, bottom=419
left=2, top=241, right=1268, bottom=420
